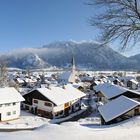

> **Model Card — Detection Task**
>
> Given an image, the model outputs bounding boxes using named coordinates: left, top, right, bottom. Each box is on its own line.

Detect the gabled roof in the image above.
left=129, top=79, right=139, bottom=84
left=59, top=71, right=71, bottom=81
left=118, top=76, right=135, bottom=81
left=59, top=71, right=76, bottom=83
left=94, top=83, right=140, bottom=99
left=94, top=83, right=126, bottom=99
left=98, top=95, right=140, bottom=123
left=0, top=87, right=24, bottom=104
left=34, top=85, right=86, bottom=106
left=16, top=78, right=25, bottom=83
left=94, top=80, right=103, bottom=85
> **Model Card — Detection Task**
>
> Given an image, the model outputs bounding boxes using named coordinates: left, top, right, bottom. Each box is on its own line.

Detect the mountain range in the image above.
left=0, top=41, right=140, bottom=70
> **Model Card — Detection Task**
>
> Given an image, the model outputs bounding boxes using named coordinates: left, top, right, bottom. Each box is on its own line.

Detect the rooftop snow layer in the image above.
left=98, top=95, right=140, bottom=122
left=94, top=83, right=140, bottom=99
left=59, top=71, right=71, bottom=80
left=0, top=87, right=24, bottom=104
left=129, top=79, right=139, bottom=84
left=36, top=85, right=86, bottom=105
left=94, top=83, right=127, bottom=99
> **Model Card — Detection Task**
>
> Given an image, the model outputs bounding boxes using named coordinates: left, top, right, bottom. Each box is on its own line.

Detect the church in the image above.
left=58, top=56, right=77, bottom=84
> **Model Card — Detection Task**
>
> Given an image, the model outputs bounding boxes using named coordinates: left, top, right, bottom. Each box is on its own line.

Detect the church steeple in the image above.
left=71, top=56, right=76, bottom=73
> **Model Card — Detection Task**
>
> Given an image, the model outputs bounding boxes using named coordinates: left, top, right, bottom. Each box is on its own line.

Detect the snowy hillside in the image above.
left=0, top=40, right=139, bottom=70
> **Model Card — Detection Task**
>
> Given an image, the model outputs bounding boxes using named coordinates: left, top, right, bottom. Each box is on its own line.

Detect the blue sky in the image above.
left=0, top=0, right=100, bottom=52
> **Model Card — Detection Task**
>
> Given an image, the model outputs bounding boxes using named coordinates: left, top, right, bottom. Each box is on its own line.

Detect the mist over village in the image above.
left=0, top=0, right=140, bottom=140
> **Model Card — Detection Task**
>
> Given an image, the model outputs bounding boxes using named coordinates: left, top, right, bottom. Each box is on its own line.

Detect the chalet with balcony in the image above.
left=22, top=85, right=86, bottom=119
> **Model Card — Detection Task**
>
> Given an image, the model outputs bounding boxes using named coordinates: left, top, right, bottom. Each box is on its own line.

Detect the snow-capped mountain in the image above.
left=41, top=41, right=132, bottom=70
left=0, top=41, right=139, bottom=70
left=1, top=53, right=49, bottom=69
left=21, top=53, right=49, bottom=69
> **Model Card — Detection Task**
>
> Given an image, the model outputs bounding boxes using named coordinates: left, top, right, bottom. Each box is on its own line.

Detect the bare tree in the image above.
left=88, top=0, right=140, bottom=49
left=0, top=61, right=8, bottom=87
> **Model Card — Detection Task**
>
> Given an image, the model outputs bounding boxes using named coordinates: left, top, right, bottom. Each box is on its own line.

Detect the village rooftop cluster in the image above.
left=0, top=57, right=140, bottom=129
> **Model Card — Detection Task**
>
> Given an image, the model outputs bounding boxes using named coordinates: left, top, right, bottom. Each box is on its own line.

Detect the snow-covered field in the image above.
left=0, top=111, right=140, bottom=140
left=0, top=111, right=49, bottom=130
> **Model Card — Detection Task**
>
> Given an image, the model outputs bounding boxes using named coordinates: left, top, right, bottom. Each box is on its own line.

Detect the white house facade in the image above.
left=0, top=87, right=24, bottom=121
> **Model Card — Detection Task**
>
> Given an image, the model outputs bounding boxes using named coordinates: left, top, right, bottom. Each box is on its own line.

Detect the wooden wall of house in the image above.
left=23, top=90, right=53, bottom=105
left=37, top=109, right=53, bottom=119
left=96, top=91, right=104, bottom=97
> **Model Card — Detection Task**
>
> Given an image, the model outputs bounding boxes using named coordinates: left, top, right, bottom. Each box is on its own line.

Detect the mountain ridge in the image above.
left=0, top=41, right=139, bottom=70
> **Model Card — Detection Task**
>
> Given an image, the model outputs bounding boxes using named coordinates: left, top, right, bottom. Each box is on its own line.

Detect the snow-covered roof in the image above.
left=0, top=87, right=25, bottom=104
left=35, top=85, right=86, bottom=106
left=98, top=96, right=140, bottom=122
left=94, top=80, right=103, bottom=85
left=72, top=83, right=83, bottom=88
left=16, top=78, right=25, bottom=83
left=107, top=76, right=116, bottom=82
left=94, top=83, right=126, bottom=99
left=101, top=78, right=108, bottom=83
left=80, top=76, right=93, bottom=81
left=59, top=71, right=71, bottom=80
left=24, top=78, right=37, bottom=83
left=114, top=79, right=121, bottom=82
left=118, top=76, right=136, bottom=82
left=95, top=82, right=140, bottom=99
left=129, top=79, right=139, bottom=84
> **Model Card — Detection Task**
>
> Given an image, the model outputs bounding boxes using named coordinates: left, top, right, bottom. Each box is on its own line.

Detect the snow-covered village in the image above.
left=1, top=0, right=140, bottom=140
left=0, top=57, right=140, bottom=140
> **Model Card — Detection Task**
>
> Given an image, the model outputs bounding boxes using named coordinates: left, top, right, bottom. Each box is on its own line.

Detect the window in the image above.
left=6, top=112, right=11, bottom=116
left=34, top=100, right=38, bottom=104
left=0, top=104, right=2, bottom=107
left=75, top=103, right=79, bottom=107
left=44, top=102, right=52, bottom=107
left=13, top=102, right=16, bottom=106
left=5, top=103, right=11, bottom=107
left=13, top=111, right=16, bottom=115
